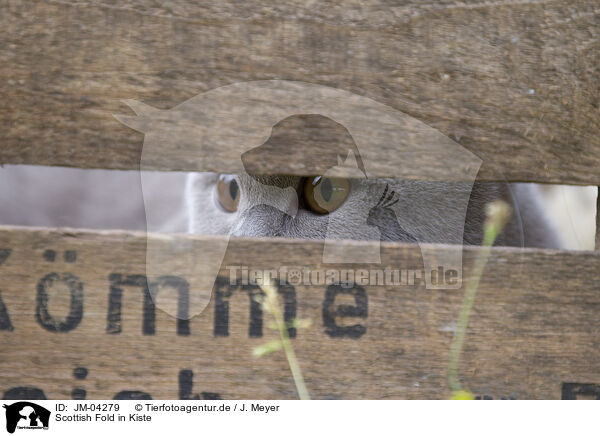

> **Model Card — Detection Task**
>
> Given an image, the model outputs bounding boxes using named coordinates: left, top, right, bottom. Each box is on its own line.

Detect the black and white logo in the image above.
left=3, top=402, right=50, bottom=434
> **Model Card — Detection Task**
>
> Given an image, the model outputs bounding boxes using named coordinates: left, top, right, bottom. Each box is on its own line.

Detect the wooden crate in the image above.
left=0, top=0, right=599, bottom=399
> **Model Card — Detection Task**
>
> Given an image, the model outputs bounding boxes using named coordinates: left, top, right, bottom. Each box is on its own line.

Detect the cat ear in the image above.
left=113, top=99, right=162, bottom=133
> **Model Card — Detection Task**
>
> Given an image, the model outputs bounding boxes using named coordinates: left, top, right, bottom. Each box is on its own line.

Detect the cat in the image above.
left=186, top=172, right=562, bottom=248
left=0, top=164, right=562, bottom=249
left=186, top=115, right=562, bottom=250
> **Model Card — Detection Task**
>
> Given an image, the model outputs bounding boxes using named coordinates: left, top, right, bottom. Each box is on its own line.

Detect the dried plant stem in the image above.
left=447, top=244, right=492, bottom=394
left=261, top=280, right=311, bottom=400
left=447, top=201, right=512, bottom=397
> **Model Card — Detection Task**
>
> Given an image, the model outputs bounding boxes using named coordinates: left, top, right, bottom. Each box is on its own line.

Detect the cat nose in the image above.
left=231, top=204, right=294, bottom=237
left=247, top=184, right=299, bottom=218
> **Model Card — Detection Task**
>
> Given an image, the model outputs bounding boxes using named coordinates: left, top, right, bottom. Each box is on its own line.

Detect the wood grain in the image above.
left=0, top=226, right=599, bottom=400
left=1, top=0, right=599, bottom=183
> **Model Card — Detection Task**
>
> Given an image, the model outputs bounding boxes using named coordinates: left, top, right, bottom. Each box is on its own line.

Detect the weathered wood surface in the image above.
left=0, top=226, right=599, bottom=400
left=1, top=0, right=599, bottom=183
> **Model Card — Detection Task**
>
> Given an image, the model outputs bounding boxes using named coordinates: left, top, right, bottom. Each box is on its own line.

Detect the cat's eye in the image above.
left=303, top=176, right=351, bottom=214
left=215, top=175, right=240, bottom=213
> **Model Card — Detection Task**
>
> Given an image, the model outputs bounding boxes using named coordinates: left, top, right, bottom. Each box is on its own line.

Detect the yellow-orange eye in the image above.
left=215, top=175, right=240, bottom=213
left=303, top=176, right=351, bottom=214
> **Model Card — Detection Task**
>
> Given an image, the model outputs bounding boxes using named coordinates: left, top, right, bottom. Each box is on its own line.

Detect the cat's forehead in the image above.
left=238, top=174, right=300, bottom=189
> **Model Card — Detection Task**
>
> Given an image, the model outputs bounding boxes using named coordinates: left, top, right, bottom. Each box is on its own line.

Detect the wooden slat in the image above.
left=1, top=1, right=599, bottom=183
left=0, top=226, right=599, bottom=400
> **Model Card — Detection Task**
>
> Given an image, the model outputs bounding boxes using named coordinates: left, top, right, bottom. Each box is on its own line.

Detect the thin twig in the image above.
left=260, top=279, right=311, bottom=400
